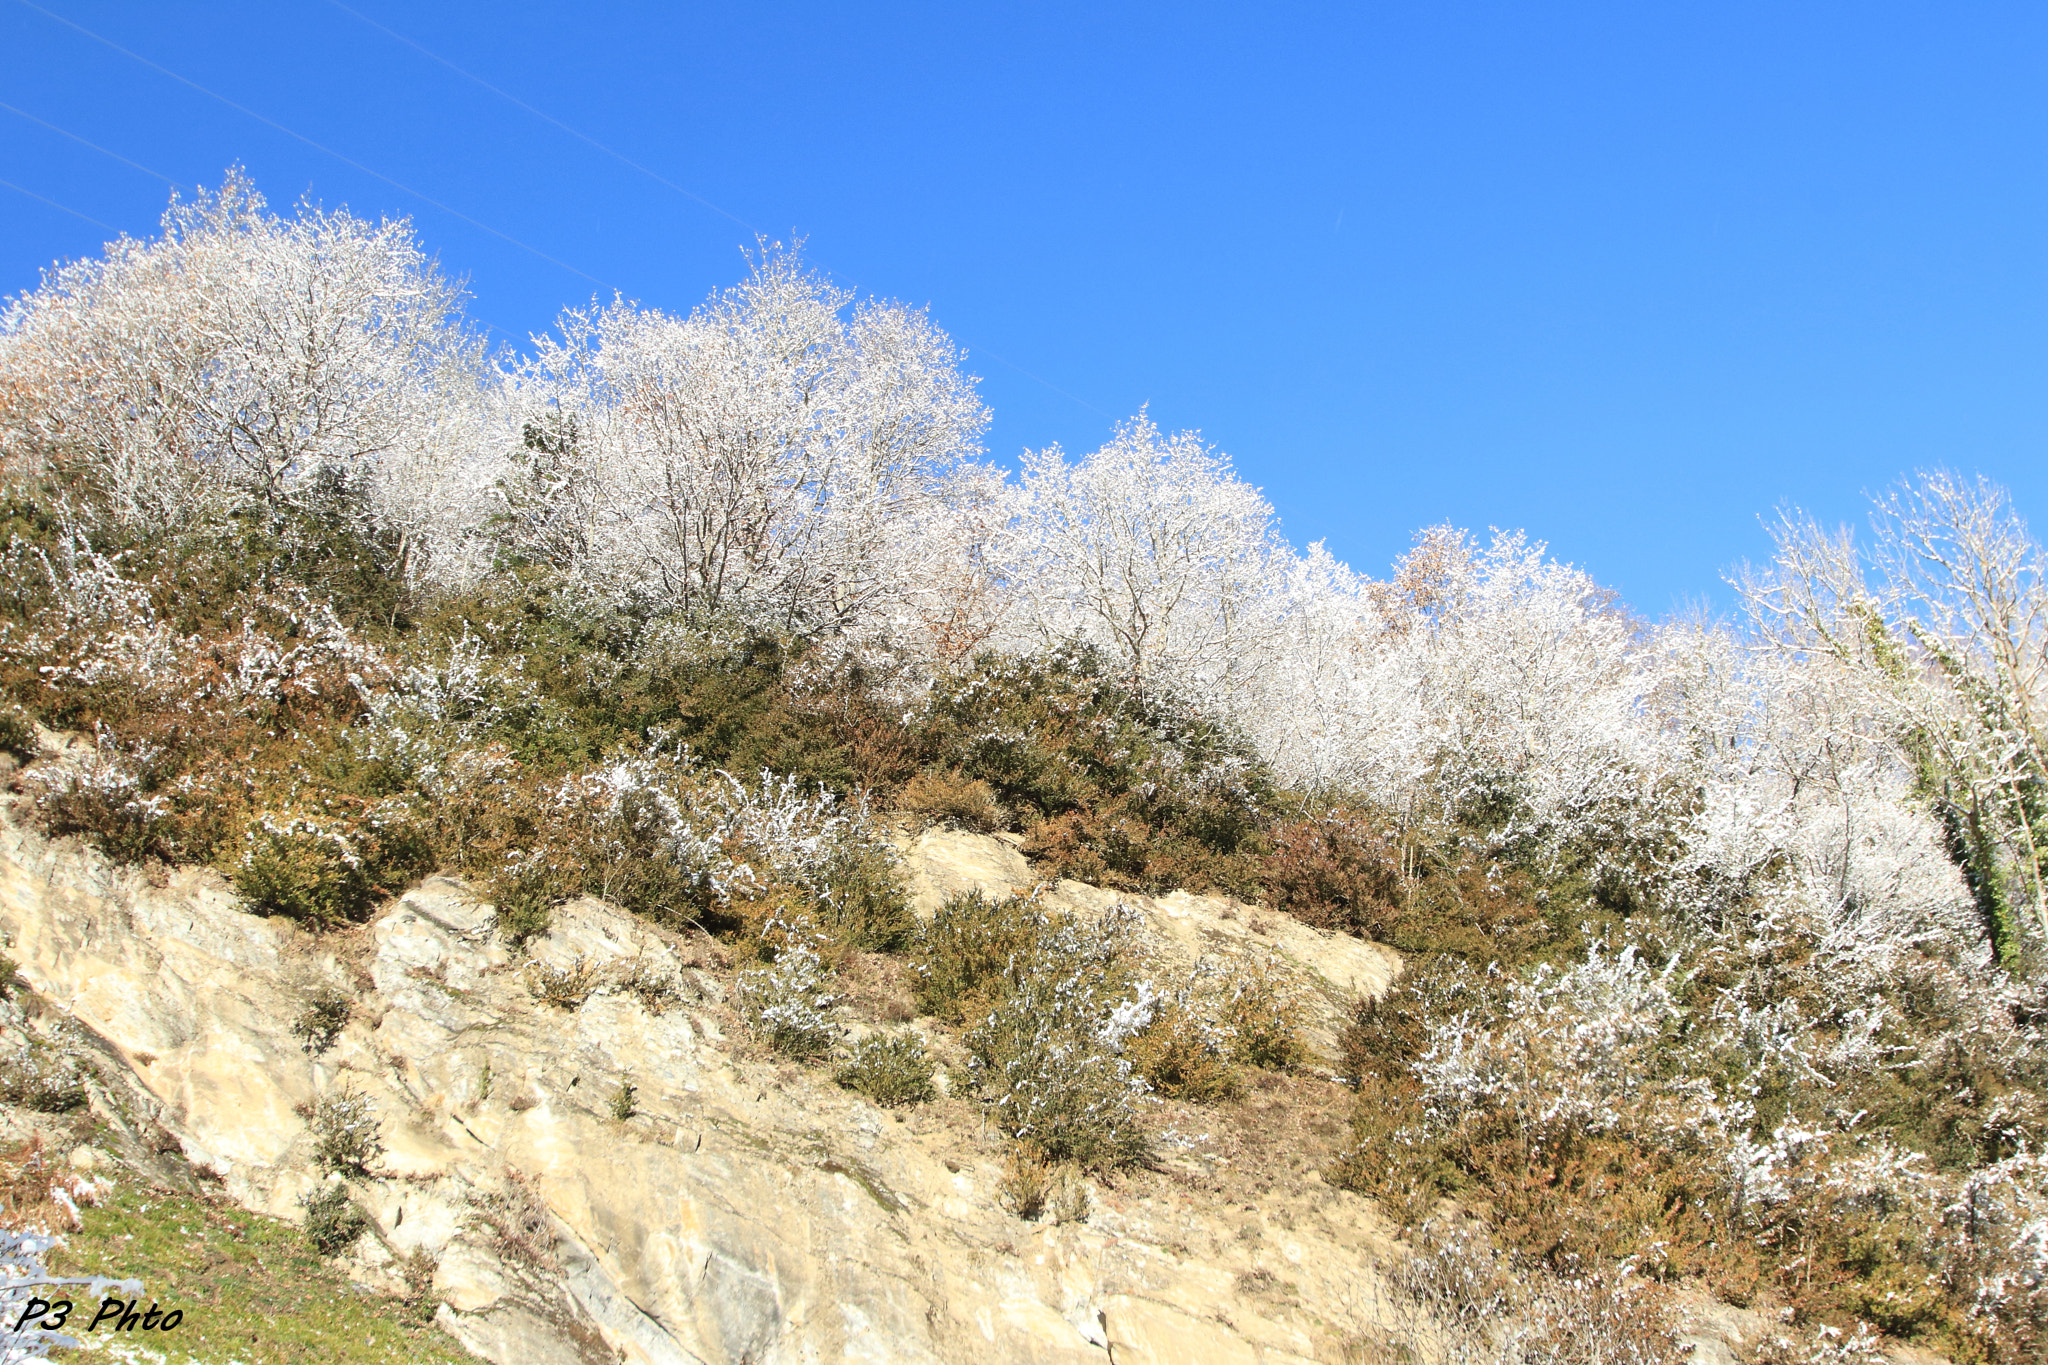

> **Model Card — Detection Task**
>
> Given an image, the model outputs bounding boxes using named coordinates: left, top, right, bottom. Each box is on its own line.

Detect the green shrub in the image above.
left=809, top=841, right=915, bottom=952
left=307, top=1086, right=383, bottom=1177
left=1121, top=953, right=1307, bottom=1102
left=234, top=806, right=433, bottom=928
left=492, top=878, right=555, bottom=950
left=961, top=904, right=1152, bottom=1168
left=835, top=1033, right=937, bottom=1106
left=1127, top=991, right=1239, bottom=1103
left=910, top=890, right=1049, bottom=1025
left=0, top=706, right=34, bottom=761
left=300, top=1183, right=369, bottom=1256
left=1216, top=953, right=1307, bottom=1070
left=292, top=985, right=353, bottom=1054
left=608, top=1078, right=638, bottom=1121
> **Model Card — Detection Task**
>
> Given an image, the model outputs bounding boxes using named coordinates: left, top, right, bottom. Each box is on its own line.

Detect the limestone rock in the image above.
left=0, top=810, right=1411, bottom=1364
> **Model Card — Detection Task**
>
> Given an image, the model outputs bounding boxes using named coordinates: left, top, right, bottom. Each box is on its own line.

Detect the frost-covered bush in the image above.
left=1000, top=412, right=1287, bottom=704
left=511, top=246, right=992, bottom=643
left=962, top=903, right=1154, bottom=1167
left=835, top=1032, right=936, bottom=1106
left=308, top=1085, right=383, bottom=1176
left=735, top=916, right=841, bottom=1057
left=20, top=729, right=174, bottom=863
left=234, top=802, right=432, bottom=927
left=0, top=1044, right=88, bottom=1113
left=606, top=955, right=684, bottom=1015
left=348, top=630, right=557, bottom=793
left=1123, top=952, right=1305, bottom=1100
left=550, top=745, right=907, bottom=944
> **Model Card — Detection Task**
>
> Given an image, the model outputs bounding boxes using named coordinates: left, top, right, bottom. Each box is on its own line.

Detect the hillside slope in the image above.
left=0, top=804, right=1429, bottom=1364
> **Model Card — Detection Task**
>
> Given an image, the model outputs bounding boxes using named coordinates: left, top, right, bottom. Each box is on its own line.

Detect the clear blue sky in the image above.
left=3, top=1, right=2044, bottom=618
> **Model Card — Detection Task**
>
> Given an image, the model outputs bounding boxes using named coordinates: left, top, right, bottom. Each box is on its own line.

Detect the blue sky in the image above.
left=3, top=1, right=2044, bottom=618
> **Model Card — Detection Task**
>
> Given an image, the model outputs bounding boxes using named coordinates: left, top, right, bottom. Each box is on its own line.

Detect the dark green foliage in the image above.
left=292, top=986, right=353, bottom=1054
left=300, top=1184, right=370, bottom=1256
left=307, top=1087, right=383, bottom=1177
left=234, top=811, right=434, bottom=928
left=918, top=645, right=1272, bottom=895
left=0, top=706, right=33, bottom=761
left=492, top=877, right=555, bottom=951
left=910, top=890, right=1049, bottom=1025
left=810, top=842, right=915, bottom=952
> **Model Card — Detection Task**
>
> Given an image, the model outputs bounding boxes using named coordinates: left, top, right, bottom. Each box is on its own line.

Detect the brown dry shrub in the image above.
left=996, top=1143, right=1050, bottom=1219
left=1263, top=806, right=1402, bottom=935
left=897, top=768, right=1003, bottom=833
left=1126, top=993, right=1238, bottom=1102
left=606, top=955, right=682, bottom=1014
left=0, top=1136, right=100, bottom=1230
left=524, top=956, right=600, bottom=1010
left=468, top=1169, right=558, bottom=1273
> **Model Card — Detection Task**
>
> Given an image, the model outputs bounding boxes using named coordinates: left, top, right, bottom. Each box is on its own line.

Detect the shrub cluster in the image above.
left=1122, top=952, right=1305, bottom=1101
left=735, top=916, right=842, bottom=1058
left=0, top=1045, right=88, bottom=1113
left=291, top=985, right=353, bottom=1054
left=957, top=901, right=1154, bottom=1168
left=834, top=1033, right=937, bottom=1107
left=1334, top=924, right=2048, bottom=1362
left=307, top=1085, right=383, bottom=1177
left=300, top=1183, right=370, bottom=1256
left=917, top=645, right=1272, bottom=896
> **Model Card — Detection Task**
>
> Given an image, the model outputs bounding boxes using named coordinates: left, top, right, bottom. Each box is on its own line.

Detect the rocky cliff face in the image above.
left=0, top=811, right=1416, bottom=1364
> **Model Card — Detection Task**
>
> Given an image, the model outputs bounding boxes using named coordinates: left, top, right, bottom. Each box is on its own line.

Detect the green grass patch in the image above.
left=44, top=1181, right=476, bottom=1364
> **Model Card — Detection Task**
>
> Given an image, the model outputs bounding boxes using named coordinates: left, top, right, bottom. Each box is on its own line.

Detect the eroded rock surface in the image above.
left=0, top=813, right=1410, bottom=1364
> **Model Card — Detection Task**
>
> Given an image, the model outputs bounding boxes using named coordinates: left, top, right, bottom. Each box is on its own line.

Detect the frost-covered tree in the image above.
left=1739, top=471, right=2048, bottom=962
left=509, top=247, right=992, bottom=643
left=0, top=168, right=496, bottom=577
left=1249, top=525, right=1673, bottom=864
left=1002, top=412, right=1286, bottom=701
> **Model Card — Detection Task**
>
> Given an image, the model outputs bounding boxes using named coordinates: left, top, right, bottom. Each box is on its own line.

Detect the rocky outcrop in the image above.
left=0, top=813, right=1409, bottom=1364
